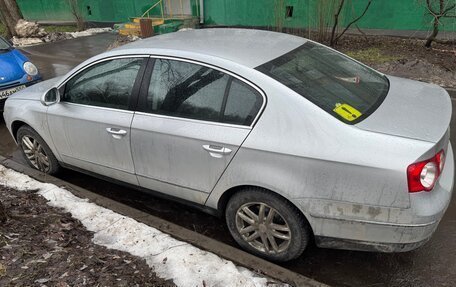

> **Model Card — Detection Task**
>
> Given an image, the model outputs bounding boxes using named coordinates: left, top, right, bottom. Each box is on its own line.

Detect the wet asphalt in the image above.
left=1, top=33, right=455, bottom=287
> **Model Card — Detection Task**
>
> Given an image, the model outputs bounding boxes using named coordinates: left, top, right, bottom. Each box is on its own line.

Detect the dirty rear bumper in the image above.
left=314, top=223, right=436, bottom=253
left=314, top=234, right=432, bottom=253
left=311, top=213, right=442, bottom=252
left=307, top=144, right=454, bottom=253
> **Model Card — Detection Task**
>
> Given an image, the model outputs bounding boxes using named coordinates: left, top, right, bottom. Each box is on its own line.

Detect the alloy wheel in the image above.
left=21, top=135, right=50, bottom=172
left=235, top=202, right=291, bottom=254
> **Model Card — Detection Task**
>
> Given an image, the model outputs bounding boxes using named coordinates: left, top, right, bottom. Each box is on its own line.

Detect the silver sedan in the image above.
left=3, top=29, right=454, bottom=261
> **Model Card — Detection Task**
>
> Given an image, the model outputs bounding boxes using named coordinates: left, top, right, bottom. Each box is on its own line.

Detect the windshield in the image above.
left=256, top=42, right=389, bottom=124
left=0, top=37, right=11, bottom=50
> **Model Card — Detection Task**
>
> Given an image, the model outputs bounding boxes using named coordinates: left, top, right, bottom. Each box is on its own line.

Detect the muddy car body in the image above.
left=3, top=29, right=454, bottom=261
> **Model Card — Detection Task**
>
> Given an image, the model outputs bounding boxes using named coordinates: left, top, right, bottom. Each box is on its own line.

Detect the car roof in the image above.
left=113, top=28, right=307, bottom=68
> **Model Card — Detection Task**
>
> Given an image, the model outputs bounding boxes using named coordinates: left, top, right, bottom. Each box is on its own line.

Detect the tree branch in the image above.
left=334, top=0, right=372, bottom=44
left=442, top=3, right=456, bottom=15
left=426, top=0, right=438, bottom=15
left=330, top=0, right=345, bottom=46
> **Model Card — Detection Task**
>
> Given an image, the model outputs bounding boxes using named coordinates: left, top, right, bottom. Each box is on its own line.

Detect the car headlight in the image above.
left=23, top=62, right=38, bottom=76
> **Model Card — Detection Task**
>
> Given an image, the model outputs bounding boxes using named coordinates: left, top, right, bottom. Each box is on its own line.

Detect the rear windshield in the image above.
left=256, top=42, right=389, bottom=124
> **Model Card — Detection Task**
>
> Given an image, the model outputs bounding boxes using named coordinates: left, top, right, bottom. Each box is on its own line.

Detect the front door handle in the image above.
left=106, top=128, right=127, bottom=139
left=203, top=144, right=232, bottom=158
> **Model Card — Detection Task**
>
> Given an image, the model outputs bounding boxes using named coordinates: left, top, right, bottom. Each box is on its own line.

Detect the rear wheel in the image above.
left=17, top=125, right=60, bottom=174
left=225, top=188, right=310, bottom=261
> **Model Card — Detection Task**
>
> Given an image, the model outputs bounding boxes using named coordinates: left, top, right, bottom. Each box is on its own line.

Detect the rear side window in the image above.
left=146, top=59, right=229, bottom=122
left=143, top=58, right=264, bottom=126
left=63, top=57, right=143, bottom=110
left=256, top=42, right=389, bottom=124
left=222, top=78, right=263, bottom=126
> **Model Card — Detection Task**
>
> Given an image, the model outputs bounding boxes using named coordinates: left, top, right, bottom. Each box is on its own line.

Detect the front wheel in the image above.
left=225, top=188, right=310, bottom=261
left=17, top=125, right=60, bottom=174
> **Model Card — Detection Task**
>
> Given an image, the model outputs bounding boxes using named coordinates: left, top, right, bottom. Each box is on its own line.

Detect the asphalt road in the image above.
left=1, top=34, right=455, bottom=287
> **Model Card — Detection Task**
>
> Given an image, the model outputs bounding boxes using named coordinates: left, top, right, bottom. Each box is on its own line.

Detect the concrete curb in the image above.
left=0, top=156, right=327, bottom=287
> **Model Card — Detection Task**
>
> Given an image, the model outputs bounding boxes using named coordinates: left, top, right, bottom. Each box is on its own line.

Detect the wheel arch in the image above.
left=11, top=120, right=30, bottom=142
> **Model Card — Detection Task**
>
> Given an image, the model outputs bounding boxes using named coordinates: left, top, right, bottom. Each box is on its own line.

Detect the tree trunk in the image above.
left=425, top=16, right=440, bottom=47
left=330, top=0, right=345, bottom=47
left=4, top=0, right=21, bottom=22
left=0, top=9, right=12, bottom=38
left=0, top=0, right=21, bottom=37
left=0, top=0, right=16, bottom=37
left=68, top=0, right=85, bottom=31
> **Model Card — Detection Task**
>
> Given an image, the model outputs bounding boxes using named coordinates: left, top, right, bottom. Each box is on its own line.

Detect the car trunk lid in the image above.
left=355, top=75, right=451, bottom=143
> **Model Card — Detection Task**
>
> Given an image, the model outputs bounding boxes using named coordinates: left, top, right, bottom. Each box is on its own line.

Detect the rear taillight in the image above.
left=407, top=150, right=445, bottom=193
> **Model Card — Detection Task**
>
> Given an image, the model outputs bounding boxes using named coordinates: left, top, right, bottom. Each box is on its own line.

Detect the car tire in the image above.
left=225, top=187, right=310, bottom=261
left=17, top=125, right=60, bottom=174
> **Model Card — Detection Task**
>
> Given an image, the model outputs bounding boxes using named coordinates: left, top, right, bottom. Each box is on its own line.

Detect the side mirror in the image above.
left=41, top=87, right=60, bottom=106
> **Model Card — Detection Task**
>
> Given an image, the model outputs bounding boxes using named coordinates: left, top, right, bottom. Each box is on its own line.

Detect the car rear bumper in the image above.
left=314, top=233, right=433, bottom=252
left=304, top=143, right=454, bottom=252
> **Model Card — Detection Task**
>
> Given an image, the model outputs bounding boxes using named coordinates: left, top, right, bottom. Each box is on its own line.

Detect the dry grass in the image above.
left=345, top=47, right=403, bottom=65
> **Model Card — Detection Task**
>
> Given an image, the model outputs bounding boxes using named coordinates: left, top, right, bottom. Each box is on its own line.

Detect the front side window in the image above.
left=146, top=59, right=229, bottom=122
left=63, top=57, right=144, bottom=110
left=256, top=42, right=389, bottom=123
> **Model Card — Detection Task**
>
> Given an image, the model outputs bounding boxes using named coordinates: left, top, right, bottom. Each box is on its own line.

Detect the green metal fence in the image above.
left=204, top=0, right=455, bottom=32
left=16, top=0, right=456, bottom=32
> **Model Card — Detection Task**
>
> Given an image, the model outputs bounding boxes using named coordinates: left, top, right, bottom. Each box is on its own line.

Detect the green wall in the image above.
left=16, top=0, right=74, bottom=21
left=16, top=0, right=164, bottom=22
left=16, top=0, right=456, bottom=32
left=204, top=0, right=456, bottom=31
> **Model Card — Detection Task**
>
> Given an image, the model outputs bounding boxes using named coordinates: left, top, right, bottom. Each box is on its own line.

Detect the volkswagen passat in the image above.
left=4, top=29, right=454, bottom=261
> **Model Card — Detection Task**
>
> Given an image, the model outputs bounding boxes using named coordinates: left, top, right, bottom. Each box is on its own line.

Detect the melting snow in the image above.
left=0, top=165, right=285, bottom=287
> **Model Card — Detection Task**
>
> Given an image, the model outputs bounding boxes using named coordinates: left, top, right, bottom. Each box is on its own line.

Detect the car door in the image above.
left=131, top=57, right=264, bottom=204
left=47, top=56, right=147, bottom=185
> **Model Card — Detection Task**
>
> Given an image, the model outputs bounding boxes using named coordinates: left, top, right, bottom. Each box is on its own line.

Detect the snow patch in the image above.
left=67, top=28, right=113, bottom=38
left=11, top=37, right=44, bottom=47
left=0, top=165, right=285, bottom=287
left=12, top=27, right=113, bottom=47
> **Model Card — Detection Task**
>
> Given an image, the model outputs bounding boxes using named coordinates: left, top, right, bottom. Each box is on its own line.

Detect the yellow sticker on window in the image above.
left=333, top=103, right=362, bottom=122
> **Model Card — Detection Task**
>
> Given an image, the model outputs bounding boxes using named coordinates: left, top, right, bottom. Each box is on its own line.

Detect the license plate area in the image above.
left=0, top=85, right=26, bottom=100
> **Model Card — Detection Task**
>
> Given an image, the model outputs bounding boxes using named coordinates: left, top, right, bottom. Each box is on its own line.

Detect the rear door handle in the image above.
left=106, top=128, right=127, bottom=139
left=203, top=144, right=232, bottom=158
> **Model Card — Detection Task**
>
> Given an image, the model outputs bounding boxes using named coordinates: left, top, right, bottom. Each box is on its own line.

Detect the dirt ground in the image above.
left=0, top=185, right=175, bottom=287
left=337, top=35, right=456, bottom=88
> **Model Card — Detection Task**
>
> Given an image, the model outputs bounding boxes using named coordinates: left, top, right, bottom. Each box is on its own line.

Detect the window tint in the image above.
left=256, top=42, right=389, bottom=124
left=63, top=57, right=143, bottom=110
left=223, top=79, right=262, bottom=126
left=146, top=59, right=229, bottom=122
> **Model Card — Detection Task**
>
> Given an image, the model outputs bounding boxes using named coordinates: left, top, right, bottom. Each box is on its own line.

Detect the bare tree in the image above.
left=68, top=0, right=85, bottom=31
left=0, top=0, right=23, bottom=37
left=4, top=0, right=21, bottom=21
left=329, top=0, right=373, bottom=47
left=314, top=0, right=336, bottom=43
left=424, top=0, right=456, bottom=47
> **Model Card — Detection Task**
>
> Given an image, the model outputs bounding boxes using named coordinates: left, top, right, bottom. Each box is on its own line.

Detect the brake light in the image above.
left=407, top=150, right=445, bottom=193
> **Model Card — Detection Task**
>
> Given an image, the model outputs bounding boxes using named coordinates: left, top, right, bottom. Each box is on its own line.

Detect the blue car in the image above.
left=0, top=36, right=41, bottom=111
